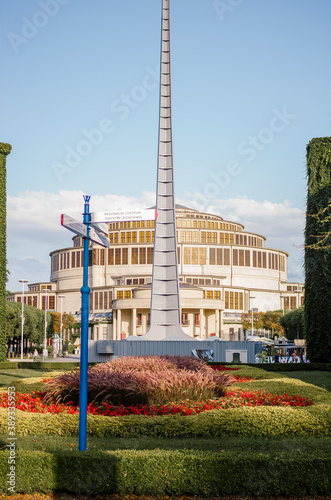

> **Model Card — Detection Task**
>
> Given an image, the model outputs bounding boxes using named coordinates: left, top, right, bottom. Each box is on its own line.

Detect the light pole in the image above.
left=19, top=279, right=28, bottom=360
left=43, top=288, right=48, bottom=355
left=58, top=295, right=65, bottom=356
left=250, top=296, right=256, bottom=336
left=280, top=295, right=286, bottom=316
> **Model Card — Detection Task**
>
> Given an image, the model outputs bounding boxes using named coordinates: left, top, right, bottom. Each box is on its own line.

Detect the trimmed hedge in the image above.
left=0, top=143, right=12, bottom=362
left=0, top=448, right=330, bottom=496
left=249, top=362, right=331, bottom=372
left=305, top=137, right=331, bottom=362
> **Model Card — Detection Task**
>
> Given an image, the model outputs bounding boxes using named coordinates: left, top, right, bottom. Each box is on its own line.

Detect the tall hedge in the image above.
left=0, top=143, right=11, bottom=361
left=305, top=137, right=331, bottom=362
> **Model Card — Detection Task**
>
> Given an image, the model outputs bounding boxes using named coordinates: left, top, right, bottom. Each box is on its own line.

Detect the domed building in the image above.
left=33, top=205, right=303, bottom=341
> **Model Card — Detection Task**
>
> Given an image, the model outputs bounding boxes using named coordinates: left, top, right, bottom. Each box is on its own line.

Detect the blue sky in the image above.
left=1, top=0, right=331, bottom=291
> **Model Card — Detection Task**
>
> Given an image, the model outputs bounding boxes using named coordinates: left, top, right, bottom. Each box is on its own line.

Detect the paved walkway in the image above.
left=8, top=353, right=81, bottom=363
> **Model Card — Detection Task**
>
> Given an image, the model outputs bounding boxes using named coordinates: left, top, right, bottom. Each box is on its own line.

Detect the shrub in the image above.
left=44, top=356, right=235, bottom=406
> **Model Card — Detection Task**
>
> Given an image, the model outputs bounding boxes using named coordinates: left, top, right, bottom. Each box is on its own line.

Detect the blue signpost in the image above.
left=61, top=198, right=154, bottom=450
left=61, top=195, right=109, bottom=452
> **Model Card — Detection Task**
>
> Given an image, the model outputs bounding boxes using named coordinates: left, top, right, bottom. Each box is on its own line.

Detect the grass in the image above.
left=0, top=369, right=52, bottom=388
left=278, top=370, right=331, bottom=392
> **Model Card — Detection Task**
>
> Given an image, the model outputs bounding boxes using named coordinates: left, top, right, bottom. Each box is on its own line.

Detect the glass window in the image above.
left=199, top=248, right=206, bottom=265
left=115, top=248, right=121, bottom=265
left=184, top=247, right=190, bottom=265
left=192, top=248, right=198, bottom=265
left=132, top=248, right=138, bottom=265
left=214, top=290, right=220, bottom=300
left=117, top=291, right=123, bottom=299
left=108, top=248, right=114, bottom=265
left=122, top=248, right=128, bottom=265
left=206, top=290, right=213, bottom=299
left=209, top=248, right=215, bottom=265
left=139, top=247, right=146, bottom=264
left=147, top=247, right=153, bottom=264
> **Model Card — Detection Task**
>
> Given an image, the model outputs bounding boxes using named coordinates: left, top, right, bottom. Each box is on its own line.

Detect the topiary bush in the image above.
left=0, top=143, right=12, bottom=362
left=44, top=355, right=236, bottom=406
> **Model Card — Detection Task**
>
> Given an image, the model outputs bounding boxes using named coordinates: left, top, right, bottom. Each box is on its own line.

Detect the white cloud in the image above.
left=7, top=190, right=305, bottom=291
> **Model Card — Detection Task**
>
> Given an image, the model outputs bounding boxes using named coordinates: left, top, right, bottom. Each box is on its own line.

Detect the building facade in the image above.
left=11, top=206, right=304, bottom=341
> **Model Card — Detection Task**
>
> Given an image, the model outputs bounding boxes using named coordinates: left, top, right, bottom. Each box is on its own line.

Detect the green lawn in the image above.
left=278, top=370, right=331, bottom=392
left=0, top=369, right=51, bottom=390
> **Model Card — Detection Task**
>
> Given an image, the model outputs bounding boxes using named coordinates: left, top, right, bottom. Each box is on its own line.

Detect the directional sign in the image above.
left=89, top=227, right=110, bottom=248
left=91, top=209, right=157, bottom=223
left=61, top=214, right=87, bottom=238
left=90, top=221, right=109, bottom=235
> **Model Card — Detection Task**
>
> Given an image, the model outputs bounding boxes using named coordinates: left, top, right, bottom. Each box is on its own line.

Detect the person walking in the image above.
left=33, top=349, right=38, bottom=362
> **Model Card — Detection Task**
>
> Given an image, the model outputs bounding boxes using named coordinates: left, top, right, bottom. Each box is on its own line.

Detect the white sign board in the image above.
left=89, top=227, right=110, bottom=248
left=90, top=221, right=109, bottom=235
left=61, top=214, right=87, bottom=238
left=91, top=209, right=157, bottom=223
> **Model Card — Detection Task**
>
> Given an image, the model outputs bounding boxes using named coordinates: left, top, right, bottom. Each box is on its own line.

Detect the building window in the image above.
left=132, top=248, right=138, bottom=265
left=182, top=313, right=189, bottom=326
left=184, top=247, right=190, bottom=265
left=117, top=291, right=123, bottom=299
left=115, top=248, right=121, bottom=265
left=137, top=313, right=142, bottom=326
left=122, top=247, right=128, bottom=265
left=214, top=291, right=220, bottom=300
left=147, top=247, right=153, bottom=264
left=108, top=248, right=114, bottom=265
left=124, top=290, right=131, bottom=299
left=206, top=290, right=213, bottom=299
left=192, top=248, right=198, bottom=265
left=199, top=248, right=206, bottom=265
left=233, top=249, right=238, bottom=266
left=194, top=313, right=200, bottom=326
left=132, top=232, right=137, bottom=243
left=139, top=247, right=146, bottom=265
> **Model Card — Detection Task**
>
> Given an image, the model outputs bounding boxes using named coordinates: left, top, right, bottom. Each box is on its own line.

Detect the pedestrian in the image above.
left=274, top=351, right=280, bottom=363
left=33, top=349, right=38, bottom=362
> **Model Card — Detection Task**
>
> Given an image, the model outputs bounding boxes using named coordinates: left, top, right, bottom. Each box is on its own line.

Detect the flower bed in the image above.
left=0, top=387, right=313, bottom=417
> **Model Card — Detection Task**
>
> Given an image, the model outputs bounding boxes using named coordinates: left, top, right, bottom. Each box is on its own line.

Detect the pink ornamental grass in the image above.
left=44, top=355, right=235, bottom=406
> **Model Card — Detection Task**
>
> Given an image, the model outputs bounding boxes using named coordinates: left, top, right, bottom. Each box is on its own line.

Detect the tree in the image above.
left=260, top=311, right=283, bottom=337
left=0, top=143, right=12, bottom=361
left=240, top=312, right=263, bottom=333
left=280, top=307, right=304, bottom=341
left=6, top=302, right=54, bottom=351
left=51, top=312, right=75, bottom=334
left=304, top=137, right=331, bottom=362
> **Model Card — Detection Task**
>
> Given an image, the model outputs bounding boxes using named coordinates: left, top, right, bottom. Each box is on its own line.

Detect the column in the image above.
left=132, top=308, right=137, bottom=336
left=215, top=309, right=220, bottom=337
left=189, top=312, right=194, bottom=337
left=142, top=313, right=147, bottom=335
left=112, top=311, right=116, bottom=341
left=117, top=309, right=121, bottom=340
left=200, top=308, right=204, bottom=339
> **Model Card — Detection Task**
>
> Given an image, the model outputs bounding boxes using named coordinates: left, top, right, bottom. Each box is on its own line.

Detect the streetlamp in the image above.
left=250, top=296, right=256, bottom=336
left=43, top=288, right=48, bottom=355
left=293, top=289, right=301, bottom=339
left=280, top=295, right=286, bottom=316
left=18, top=279, right=28, bottom=360
left=58, top=295, right=65, bottom=356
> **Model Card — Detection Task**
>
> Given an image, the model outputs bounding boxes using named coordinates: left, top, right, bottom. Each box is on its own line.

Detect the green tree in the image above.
left=0, top=143, right=12, bottom=361
left=260, top=311, right=283, bottom=337
left=304, top=137, right=331, bottom=362
left=6, top=302, right=54, bottom=350
left=51, top=312, right=75, bottom=334
left=280, top=307, right=305, bottom=341
left=240, top=312, right=263, bottom=333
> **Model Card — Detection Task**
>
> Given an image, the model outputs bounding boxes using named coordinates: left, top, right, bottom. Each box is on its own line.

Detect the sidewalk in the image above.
left=8, top=353, right=81, bottom=363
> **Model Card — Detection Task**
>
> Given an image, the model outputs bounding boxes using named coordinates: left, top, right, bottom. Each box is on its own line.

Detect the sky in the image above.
left=1, top=0, right=331, bottom=292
